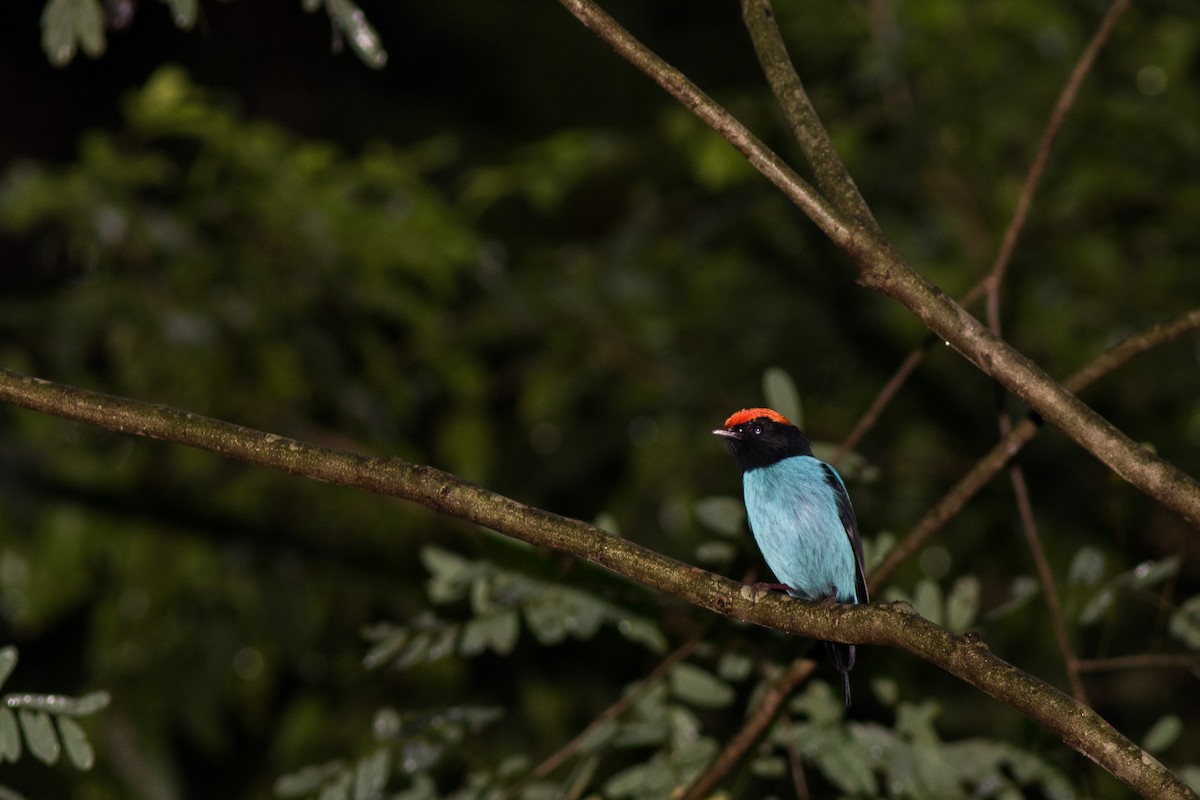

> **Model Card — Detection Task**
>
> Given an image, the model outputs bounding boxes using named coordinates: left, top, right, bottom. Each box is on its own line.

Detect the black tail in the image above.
left=823, top=640, right=855, bottom=707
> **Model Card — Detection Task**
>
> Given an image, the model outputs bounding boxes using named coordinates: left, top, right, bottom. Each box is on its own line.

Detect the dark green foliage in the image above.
left=3, top=2, right=1200, bottom=797
left=38, top=0, right=382, bottom=69
left=0, top=646, right=109, bottom=798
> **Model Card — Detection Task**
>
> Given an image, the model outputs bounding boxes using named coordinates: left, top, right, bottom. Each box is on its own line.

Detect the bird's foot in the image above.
left=745, top=581, right=791, bottom=602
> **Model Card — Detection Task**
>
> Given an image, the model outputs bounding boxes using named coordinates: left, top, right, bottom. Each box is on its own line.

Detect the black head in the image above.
left=712, top=407, right=813, bottom=472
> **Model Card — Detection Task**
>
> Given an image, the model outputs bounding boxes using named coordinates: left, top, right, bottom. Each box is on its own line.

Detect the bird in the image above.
left=712, top=407, right=868, bottom=707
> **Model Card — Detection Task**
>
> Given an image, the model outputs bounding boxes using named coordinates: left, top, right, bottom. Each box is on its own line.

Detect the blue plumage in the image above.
left=743, top=455, right=860, bottom=604
left=714, top=407, right=868, bottom=706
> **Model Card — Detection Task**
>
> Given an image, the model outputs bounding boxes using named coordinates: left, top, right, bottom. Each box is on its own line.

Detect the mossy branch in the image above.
left=0, top=367, right=1192, bottom=799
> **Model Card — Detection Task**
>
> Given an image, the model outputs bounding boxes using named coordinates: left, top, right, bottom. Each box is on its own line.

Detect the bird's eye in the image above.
left=751, top=424, right=763, bottom=435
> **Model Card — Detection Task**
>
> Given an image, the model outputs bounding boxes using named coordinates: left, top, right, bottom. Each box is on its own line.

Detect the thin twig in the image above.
left=680, top=659, right=817, bottom=800
left=839, top=0, right=1134, bottom=474
left=835, top=341, right=933, bottom=466
left=785, top=715, right=810, bottom=799
left=506, top=640, right=698, bottom=796
left=983, top=0, right=1133, bottom=327
left=1076, top=654, right=1200, bottom=674
left=978, top=0, right=1132, bottom=705
left=1007, top=454, right=1089, bottom=702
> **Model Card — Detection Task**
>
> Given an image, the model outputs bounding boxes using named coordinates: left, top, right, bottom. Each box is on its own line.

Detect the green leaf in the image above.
left=715, top=651, right=753, bottom=683
left=353, top=748, right=389, bottom=800
left=18, top=709, right=59, bottom=765
left=762, top=366, right=802, bottom=428
left=1079, top=588, right=1114, bottom=626
left=0, top=708, right=20, bottom=762
left=576, top=719, right=617, bottom=754
left=789, top=679, right=843, bottom=725
left=871, top=676, right=899, bottom=707
left=1142, top=715, right=1182, bottom=755
left=669, top=663, right=734, bottom=709
left=561, top=753, right=600, bottom=798
left=524, top=591, right=568, bottom=644
left=615, top=617, right=667, bottom=654
left=1169, top=595, right=1200, bottom=650
left=421, top=547, right=474, bottom=601
left=73, top=691, right=110, bottom=716
left=669, top=735, right=718, bottom=779
left=694, top=540, right=736, bottom=563
left=613, top=718, right=668, bottom=749
left=56, top=716, right=95, bottom=770
left=750, top=755, right=787, bottom=778
left=912, top=578, right=943, bottom=625
left=391, top=775, right=437, bottom=800
left=603, top=760, right=664, bottom=799
left=426, top=625, right=459, bottom=661
left=861, top=531, right=895, bottom=571
left=395, top=739, right=441, bottom=773
left=318, top=774, right=351, bottom=800
left=163, top=0, right=198, bottom=29
left=372, top=708, right=401, bottom=741
left=986, top=576, right=1039, bottom=620
left=692, top=496, right=745, bottom=538
left=486, top=610, right=520, bottom=655
left=1128, top=556, right=1181, bottom=589
left=1067, top=547, right=1106, bottom=586
left=325, top=0, right=387, bottom=69
left=592, top=511, right=621, bottom=536
left=460, top=618, right=491, bottom=657
left=563, top=592, right=606, bottom=640
left=40, top=0, right=106, bottom=66
left=1181, top=765, right=1200, bottom=793
left=946, top=575, right=981, bottom=632
left=912, top=735, right=959, bottom=796
left=814, top=735, right=877, bottom=795
left=395, top=632, right=433, bottom=669
left=362, top=627, right=408, bottom=670
left=0, top=648, right=16, bottom=690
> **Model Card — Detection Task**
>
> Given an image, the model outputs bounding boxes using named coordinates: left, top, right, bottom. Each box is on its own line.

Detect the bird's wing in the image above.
left=821, top=463, right=869, bottom=604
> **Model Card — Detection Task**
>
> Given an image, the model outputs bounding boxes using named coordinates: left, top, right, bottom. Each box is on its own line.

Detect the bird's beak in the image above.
left=712, top=428, right=740, bottom=440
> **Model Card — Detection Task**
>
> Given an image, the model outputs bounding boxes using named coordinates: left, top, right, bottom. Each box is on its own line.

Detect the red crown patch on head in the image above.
left=723, top=407, right=791, bottom=428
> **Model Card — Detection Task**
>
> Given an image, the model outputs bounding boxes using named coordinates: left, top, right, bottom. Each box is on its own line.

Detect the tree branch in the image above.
left=871, top=307, right=1200, bottom=587
left=554, top=0, right=1200, bottom=526
left=739, top=0, right=881, bottom=235
left=509, top=640, right=699, bottom=796
left=0, top=367, right=1192, bottom=798
left=681, top=658, right=816, bottom=800
left=555, top=0, right=859, bottom=250
left=982, top=0, right=1132, bottom=322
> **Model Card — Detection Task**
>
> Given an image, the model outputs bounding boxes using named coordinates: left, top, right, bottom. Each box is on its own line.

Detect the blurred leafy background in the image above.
left=1, top=0, right=1199, bottom=798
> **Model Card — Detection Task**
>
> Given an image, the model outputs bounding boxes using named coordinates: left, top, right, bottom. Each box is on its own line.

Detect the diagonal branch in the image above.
left=871, top=307, right=1200, bottom=588
left=554, top=0, right=1200, bottom=526
left=739, top=0, right=881, bottom=234
left=680, top=658, right=816, bottom=800
left=556, top=0, right=858, bottom=250
left=507, top=640, right=699, bottom=796
left=978, top=1, right=1134, bottom=707
left=837, top=0, right=1132, bottom=466
left=0, top=367, right=1192, bottom=799
left=983, top=0, right=1133, bottom=323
